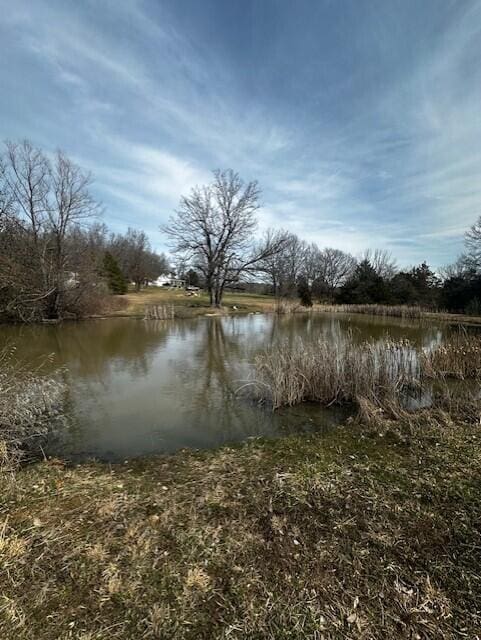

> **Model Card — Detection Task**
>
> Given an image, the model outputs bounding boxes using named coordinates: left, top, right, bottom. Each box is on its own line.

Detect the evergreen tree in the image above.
left=186, top=269, right=200, bottom=287
left=102, top=251, right=128, bottom=294
left=297, top=275, right=312, bottom=306
left=337, top=260, right=387, bottom=303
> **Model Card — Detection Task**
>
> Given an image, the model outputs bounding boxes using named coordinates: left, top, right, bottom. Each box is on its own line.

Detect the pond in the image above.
left=1, top=312, right=454, bottom=461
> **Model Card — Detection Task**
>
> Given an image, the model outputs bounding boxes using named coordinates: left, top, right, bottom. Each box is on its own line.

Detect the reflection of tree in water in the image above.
left=267, top=312, right=446, bottom=350
left=171, top=317, right=279, bottom=444
left=3, top=319, right=171, bottom=382
left=2, top=312, right=464, bottom=459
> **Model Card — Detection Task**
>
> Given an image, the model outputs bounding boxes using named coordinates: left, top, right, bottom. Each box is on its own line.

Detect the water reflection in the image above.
left=0, top=313, right=459, bottom=461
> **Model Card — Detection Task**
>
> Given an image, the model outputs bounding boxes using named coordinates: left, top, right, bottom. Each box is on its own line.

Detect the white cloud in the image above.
left=1, top=0, right=481, bottom=267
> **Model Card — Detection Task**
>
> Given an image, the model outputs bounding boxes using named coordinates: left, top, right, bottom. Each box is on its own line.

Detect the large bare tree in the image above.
left=313, top=247, right=357, bottom=297
left=163, top=170, right=286, bottom=306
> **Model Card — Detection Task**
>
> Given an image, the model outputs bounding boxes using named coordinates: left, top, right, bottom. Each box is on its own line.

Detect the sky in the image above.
left=1, top=0, right=481, bottom=268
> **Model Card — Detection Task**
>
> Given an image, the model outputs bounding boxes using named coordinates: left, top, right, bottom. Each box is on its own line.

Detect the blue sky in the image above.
left=1, top=0, right=481, bottom=267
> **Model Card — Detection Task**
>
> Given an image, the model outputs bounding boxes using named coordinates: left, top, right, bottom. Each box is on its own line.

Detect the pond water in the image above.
left=1, top=312, right=455, bottom=461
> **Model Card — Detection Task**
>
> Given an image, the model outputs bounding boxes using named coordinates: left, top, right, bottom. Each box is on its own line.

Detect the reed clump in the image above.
left=254, top=333, right=481, bottom=411
left=254, top=336, right=419, bottom=410
left=318, top=303, right=422, bottom=319
left=0, top=347, right=66, bottom=468
left=274, top=299, right=306, bottom=314
left=144, top=303, right=175, bottom=320
left=421, top=332, right=481, bottom=379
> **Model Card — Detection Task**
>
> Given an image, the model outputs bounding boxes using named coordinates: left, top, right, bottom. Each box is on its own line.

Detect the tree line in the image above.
left=2, top=141, right=481, bottom=320
left=0, top=140, right=167, bottom=321
left=256, top=233, right=481, bottom=313
left=163, top=169, right=481, bottom=312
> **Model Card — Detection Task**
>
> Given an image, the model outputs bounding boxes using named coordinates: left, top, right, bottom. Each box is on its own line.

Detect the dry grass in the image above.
left=254, top=333, right=481, bottom=414
left=254, top=335, right=419, bottom=410
left=0, top=347, right=66, bottom=468
left=317, top=303, right=481, bottom=325
left=143, top=304, right=175, bottom=320
left=318, top=304, right=423, bottom=319
left=274, top=299, right=310, bottom=314
left=105, top=288, right=276, bottom=318
left=1, top=404, right=480, bottom=639
left=421, top=332, right=481, bottom=380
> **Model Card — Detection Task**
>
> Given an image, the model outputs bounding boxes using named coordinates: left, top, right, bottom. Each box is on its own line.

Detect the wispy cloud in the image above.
left=1, top=0, right=480, bottom=265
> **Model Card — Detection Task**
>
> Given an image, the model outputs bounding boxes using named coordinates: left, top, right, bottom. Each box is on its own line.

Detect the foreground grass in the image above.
left=1, top=411, right=480, bottom=639
left=107, top=288, right=277, bottom=318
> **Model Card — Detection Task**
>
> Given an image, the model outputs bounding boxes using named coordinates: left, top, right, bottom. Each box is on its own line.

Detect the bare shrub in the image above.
left=0, top=347, right=66, bottom=468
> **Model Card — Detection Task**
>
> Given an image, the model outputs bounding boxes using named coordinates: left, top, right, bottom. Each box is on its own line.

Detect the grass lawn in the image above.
left=104, top=291, right=481, bottom=325
left=1, top=409, right=480, bottom=639
left=106, top=287, right=277, bottom=318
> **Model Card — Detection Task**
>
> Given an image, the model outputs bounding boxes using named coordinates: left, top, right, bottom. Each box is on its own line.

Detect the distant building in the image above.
left=64, top=271, right=80, bottom=288
left=151, top=274, right=185, bottom=288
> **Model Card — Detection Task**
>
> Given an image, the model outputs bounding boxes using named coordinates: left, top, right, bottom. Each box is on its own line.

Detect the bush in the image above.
left=0, top=347, right=66, bottom=468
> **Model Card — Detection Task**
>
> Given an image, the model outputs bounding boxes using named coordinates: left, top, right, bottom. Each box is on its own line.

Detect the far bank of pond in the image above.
left=0, top=311, right=474, bottom=461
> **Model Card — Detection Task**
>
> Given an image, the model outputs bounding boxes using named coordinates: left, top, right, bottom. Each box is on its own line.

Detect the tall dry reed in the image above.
left=254, top=335, right=419, bottom=410
left=274, top=299, right=306, bottom=314
left=144, top=304, right=175, bottom=320
left=317, top=304, right=422, bottom=319
left=421, top=332, right=481, bottom=379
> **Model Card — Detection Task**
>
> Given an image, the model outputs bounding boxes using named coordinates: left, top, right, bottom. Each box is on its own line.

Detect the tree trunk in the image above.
left=45, top=288, right=60, bottom=320
left=215, top=281, right=226, bottom=307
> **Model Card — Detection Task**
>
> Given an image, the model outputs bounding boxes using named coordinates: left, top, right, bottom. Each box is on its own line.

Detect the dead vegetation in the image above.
left=143, top=303, right=175, bottom=320
left=421, top=331, right=481, bottom=379
left=0, top=347, right=66, bottom=469
left=254, top=335, right=420, bottom=410
left=317, top=304, right=423, bottom=319
left=0, top=402, right=480, bottom=639
left=274, top=298, right=302, bottom=314
left=254, top=333, right=481, bottom=413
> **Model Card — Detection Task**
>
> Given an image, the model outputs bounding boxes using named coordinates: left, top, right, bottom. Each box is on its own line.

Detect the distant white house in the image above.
left=151, top=273, right=185, bottom=288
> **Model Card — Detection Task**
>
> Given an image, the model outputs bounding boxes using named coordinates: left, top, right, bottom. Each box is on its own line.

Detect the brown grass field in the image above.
left=1, top=405, right=480, bottom=639
left=105, top=287, right=277, bottom=318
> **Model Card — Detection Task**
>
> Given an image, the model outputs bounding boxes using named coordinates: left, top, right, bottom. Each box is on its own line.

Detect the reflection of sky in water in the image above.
left=0, top=313, right=466, bottom=461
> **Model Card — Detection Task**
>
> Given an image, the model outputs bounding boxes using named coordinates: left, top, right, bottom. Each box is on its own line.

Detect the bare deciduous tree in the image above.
left=313, top=247, right=357, bottom=297
left=258, top=232, right=309, bottom=297
left=464, top=216, right=481, bottom=269
left=362, top=248, right=397, bottom=279
left=163, top=169, right=286, bottom=306
left=0, top=140, right=102, bottom=319
left=110, top=228, right=169, bottom=290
